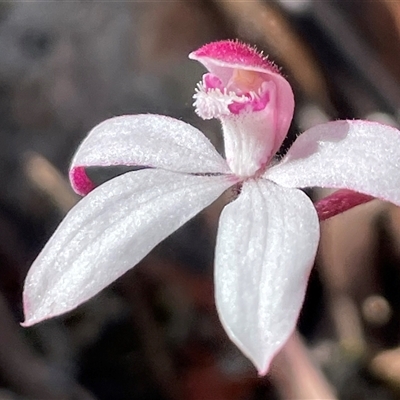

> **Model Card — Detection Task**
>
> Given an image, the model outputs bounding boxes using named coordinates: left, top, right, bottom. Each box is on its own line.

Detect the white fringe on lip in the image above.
left=193, top=81, right=247, bottom=120
left=193, top=81, right=268, bottom=120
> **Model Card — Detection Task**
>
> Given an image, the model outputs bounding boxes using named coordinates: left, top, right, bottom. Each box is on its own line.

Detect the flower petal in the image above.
left=214, top=179, right=319, bottom=375
left=266, top=120, right=400, bottom=205
left=70, top=114, right=230, bottom=195
left=23, top=169, right=235, bottom=326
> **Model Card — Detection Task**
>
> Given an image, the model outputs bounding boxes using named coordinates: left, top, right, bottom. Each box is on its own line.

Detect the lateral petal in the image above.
left=23, top=169, right=234, bottom=326
left=70, top=114, right=230, bottom=195
left=266, top=120, right=400, bottom=205
left=214, top=179, right=319, bottom=374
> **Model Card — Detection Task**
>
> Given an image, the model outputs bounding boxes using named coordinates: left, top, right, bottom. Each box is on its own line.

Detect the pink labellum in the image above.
left=191, top=40, right=294, bottom=178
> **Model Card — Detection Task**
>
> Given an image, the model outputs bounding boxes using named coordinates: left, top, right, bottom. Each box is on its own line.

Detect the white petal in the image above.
left=214, top=179, right=319, bottom=374
left=23, top=169, right=234, bottom=326
left=266, top=120, right=400, bottom=205
left=71, top=114, right=230, bottom=174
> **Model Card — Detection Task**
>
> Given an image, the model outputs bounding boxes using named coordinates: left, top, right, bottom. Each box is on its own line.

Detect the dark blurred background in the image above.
left=1, top=1, right=400, bottom=399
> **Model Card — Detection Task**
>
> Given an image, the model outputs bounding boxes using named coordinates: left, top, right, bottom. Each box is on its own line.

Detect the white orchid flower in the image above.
left=22, top=40, right=400, bottom=375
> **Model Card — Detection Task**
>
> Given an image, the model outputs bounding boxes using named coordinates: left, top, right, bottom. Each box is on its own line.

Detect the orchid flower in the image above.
left=22, top=40, right=400, bottom=375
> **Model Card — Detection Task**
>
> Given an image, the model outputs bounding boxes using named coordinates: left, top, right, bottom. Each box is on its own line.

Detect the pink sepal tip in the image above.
left=315, top=189, right=375, bottom=221
left=70, top=166, right=95, bottom=196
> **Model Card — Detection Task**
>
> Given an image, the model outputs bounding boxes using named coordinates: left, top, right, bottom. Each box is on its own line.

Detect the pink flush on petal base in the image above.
left=190, top=40, right=294, bottom=178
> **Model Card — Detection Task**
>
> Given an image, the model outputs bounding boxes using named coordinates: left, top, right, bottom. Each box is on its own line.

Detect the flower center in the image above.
left=193, top=70, right=269, bottom=120
left=228, top=69, right=265, bottom=93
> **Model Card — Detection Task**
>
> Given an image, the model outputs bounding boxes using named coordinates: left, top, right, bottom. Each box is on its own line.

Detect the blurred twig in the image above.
left=271, top=331, right=337, bottom=399
left=316, top=199, right=385, bottom=355
left=371, top=347, right=400, bottom=390
left=23, top=151, right=79, bottom=214
left=310, top=1, right=400, bottom=118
